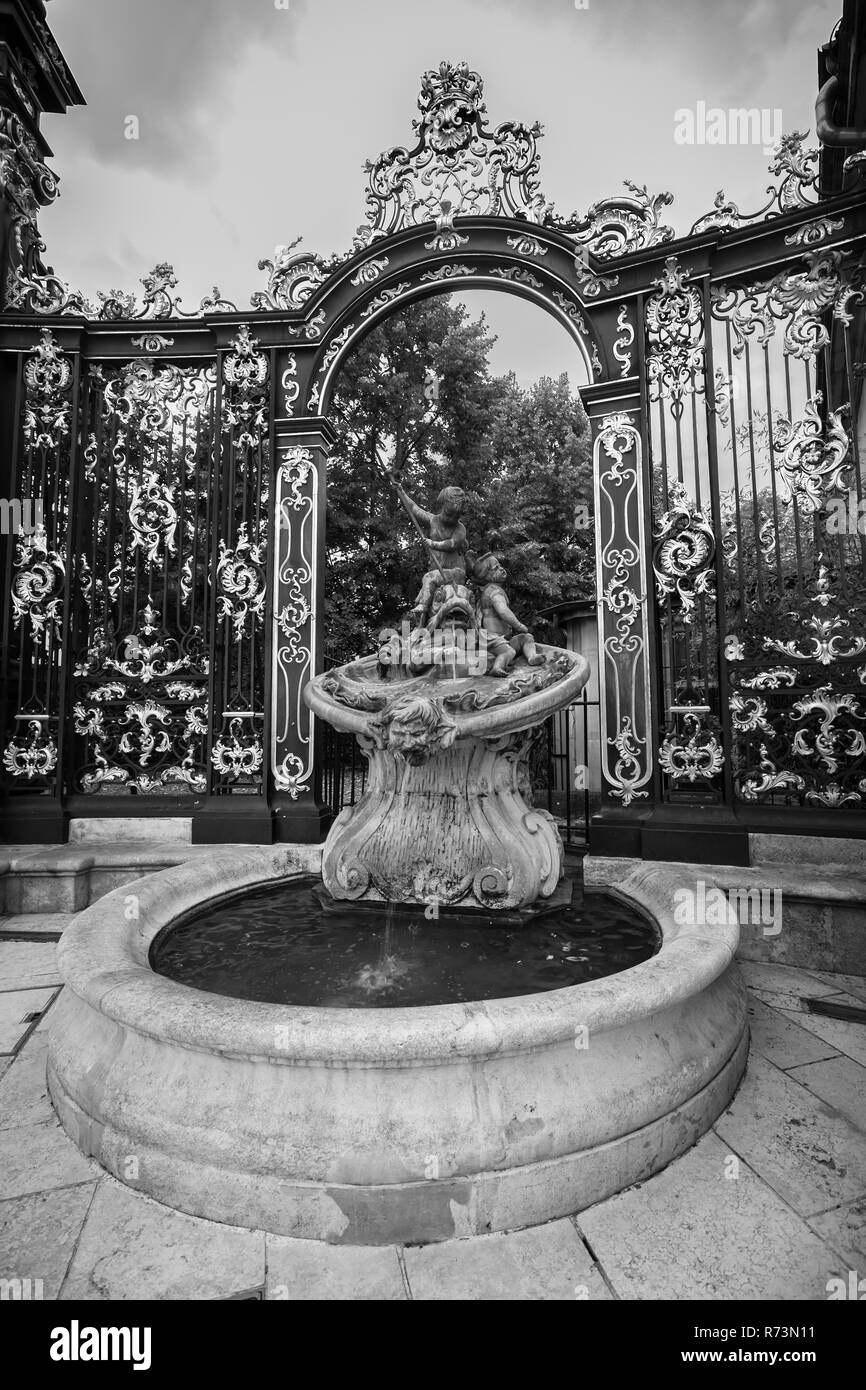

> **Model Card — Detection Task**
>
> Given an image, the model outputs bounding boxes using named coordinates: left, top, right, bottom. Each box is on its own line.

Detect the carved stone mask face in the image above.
left=378, top=694, right=457, bottom=764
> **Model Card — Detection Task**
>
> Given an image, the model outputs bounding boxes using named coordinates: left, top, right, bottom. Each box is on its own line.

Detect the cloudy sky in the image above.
left=40, top=0, right=840, bottom=385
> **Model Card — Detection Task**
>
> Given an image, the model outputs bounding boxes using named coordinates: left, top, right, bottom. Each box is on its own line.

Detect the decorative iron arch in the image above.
left=295, top=220, right=607, bottom=416
left=250, top=63, right=675, bottom=842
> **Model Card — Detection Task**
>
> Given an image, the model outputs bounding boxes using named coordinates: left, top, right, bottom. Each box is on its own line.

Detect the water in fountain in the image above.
left=353, top=901, right=410, bottom=995
left=150, top=872, right=659, bottom=1009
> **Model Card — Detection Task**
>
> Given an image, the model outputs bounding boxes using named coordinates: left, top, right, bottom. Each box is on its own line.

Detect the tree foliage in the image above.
left=325, top=296, right=593, bottom=663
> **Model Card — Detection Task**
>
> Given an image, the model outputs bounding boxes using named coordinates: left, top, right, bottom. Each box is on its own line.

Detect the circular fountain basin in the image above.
left=48, top=847, right=748, bottom=1246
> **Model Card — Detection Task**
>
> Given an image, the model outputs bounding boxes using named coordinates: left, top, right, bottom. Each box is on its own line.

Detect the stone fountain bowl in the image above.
left=305, top=644, right=592, bottom=910
left=48, top=847, right=748, bottom=1246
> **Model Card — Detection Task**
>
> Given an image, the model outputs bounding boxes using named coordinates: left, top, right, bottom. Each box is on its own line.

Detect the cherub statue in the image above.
left=472, top=553, right=546, bottom=676
left=391, top=478, right=471, bottom=626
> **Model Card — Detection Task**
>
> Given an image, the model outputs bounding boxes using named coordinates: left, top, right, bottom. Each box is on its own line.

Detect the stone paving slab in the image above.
left=746, top=996, right=840, bottom=1070
left=0, top=1182, right=97, bottom=1299
left=0, top=1121, right=101, bottom=1201
left=738, top=962, right=841, bottom=1000
left=0, top=1031, right=54, bottom=1129
left=60, top=1179, right=266, bottom=1301
left=266, top=1235, right=406, bottom=1300
left=0, top=987, right=58, bottom=1053
left=402, top=1217, right=610, bottom=1300
left=787, top=1054, right=866, bottom=1135
left=714, top=1052, right=866, bottom=1217
left=578, top=1131, right=845, bottom=1300
left=742, top=962, right=848, bottom=1013
left=0, top=940, right=62, bottom=989
left=751, top=987, right=819, bottom=1013
left=807, top=971, right=866, bottom=1004
left=807, top=1195, right=866, bottom=1270
left=780, top=997, right=866, bottom=1070
left=34, top=991, right=63, bottom=1033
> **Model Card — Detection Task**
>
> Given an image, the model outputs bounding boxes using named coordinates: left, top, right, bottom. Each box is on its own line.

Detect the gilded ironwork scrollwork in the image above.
left=2, top=720, right=57, bottom=782
left=689, top=132, right=820, bottom=236
left=281, top=354, right=300, bottom=416
left=251, top=237, right=333, bottom=312
left=711, top=249, right=863, bottom=361
left=593, top=413, right=653, bottom=806
left=222, top=323, right=269, bottom=454
left=506, top=233, right=547, bottom=257
left=271, top=446, right=318, bottom=800
left=23, top=329, right=71, bottom=450
left=572, top=257, right=619, bottom=298
left=652, top=481, right=716, bottom=624
left=11, top=527, right=65, bottom=637
left=360, top=62, right=550, bottom=239
left=772, top=394, right=851, bottom=510
left=645, top=257, right=705, bottom=416
left=212, top=719, right=264, bottom=784
left=68, top=357, right=219, bottom=798
left=727, top=565, right=866, bottom=806
left=216, top=524, right=267, bottom=642
left=2, top=331, right=73, bottom=792
left=659, top=713, right=724, bottom=783
left=613, top=305, right=634, bottom=378
left=549, top=181, right=675, bottom=259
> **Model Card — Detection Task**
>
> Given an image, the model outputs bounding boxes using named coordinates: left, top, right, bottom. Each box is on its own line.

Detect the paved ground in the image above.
left=1, top=915, right=865, bottom=1300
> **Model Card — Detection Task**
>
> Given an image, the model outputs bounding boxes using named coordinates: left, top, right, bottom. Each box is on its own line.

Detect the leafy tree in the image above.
left=325, top=296, right=593, bottom=663
left=482, top=371, right=594, bottom=634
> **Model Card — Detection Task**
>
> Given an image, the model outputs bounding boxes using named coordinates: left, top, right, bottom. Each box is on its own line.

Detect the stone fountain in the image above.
left=47, top=478, right=748, bottom=1246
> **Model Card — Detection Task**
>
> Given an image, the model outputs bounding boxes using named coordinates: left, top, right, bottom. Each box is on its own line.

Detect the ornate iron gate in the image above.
left=642, top=218, right=866, bottom=858
left=1, top=16, right=864, bottom=857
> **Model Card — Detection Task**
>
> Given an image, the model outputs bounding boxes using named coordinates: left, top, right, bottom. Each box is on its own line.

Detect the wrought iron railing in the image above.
left=319, top=721, right=368, bottom=820
left=0, top=328, right=276, bottom=837
left=647, top=243, right=866, bottom=815
left=529, top=691, right=600, bottom=847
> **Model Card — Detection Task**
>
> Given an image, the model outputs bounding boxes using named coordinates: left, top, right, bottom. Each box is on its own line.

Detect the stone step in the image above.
left=0, top=912, right=75, bottom=939
left=585, top=855, right=866, bottom=977
left=0, top=843, right=269, bottom=915
left=750, top=833, right=866, bottom=871
left=711, top=861, right=866, bottom=975
left=68, top=816, right=193, bottom=844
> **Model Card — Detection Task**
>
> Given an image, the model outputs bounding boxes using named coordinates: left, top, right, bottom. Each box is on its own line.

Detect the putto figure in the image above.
left=473, top=553, right=546, bottom=675
left=391, top=477, right=471, bottom=626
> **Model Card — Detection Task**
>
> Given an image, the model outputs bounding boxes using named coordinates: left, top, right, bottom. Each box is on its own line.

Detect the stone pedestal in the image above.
left=305, top=644, right=591, bottom=912
left=324, top=733, right=563, bottom=910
